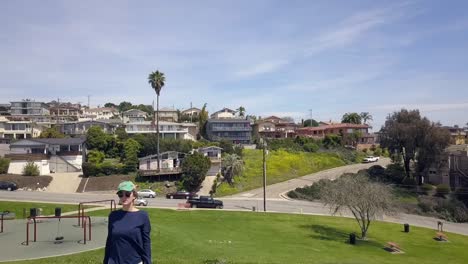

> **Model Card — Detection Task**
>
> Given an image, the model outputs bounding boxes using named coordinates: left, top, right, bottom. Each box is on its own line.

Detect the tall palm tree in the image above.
left=148, top=70, right=166, bottom=171
left=237, top=106, right=246, bottom=117
left=360, top=112, right=373, bottom=125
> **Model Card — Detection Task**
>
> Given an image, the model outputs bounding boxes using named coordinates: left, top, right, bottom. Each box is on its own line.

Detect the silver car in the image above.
left=118, top=197, right=148, bottom=206
left=137, top=189, right=157, bottom=198
left=135, top=197, right=148, bottom=206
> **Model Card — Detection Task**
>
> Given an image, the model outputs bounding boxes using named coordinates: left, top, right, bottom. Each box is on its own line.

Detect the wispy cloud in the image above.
left=371, top=103, right=468, bottom=112
left=234, top=60, right=288, bottom=78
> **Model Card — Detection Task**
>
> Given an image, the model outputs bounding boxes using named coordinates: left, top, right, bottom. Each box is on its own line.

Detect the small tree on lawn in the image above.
left=320, top=175, right=394, bottom=239
left=181, top=152, right=211, bottom=191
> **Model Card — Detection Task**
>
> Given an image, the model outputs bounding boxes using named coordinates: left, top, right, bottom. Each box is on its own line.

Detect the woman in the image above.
left=104, top=181, right=152, bottom=264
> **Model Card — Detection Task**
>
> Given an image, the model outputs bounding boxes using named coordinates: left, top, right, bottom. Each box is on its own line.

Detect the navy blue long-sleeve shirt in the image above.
left=104, top=210, right=152, bottom=264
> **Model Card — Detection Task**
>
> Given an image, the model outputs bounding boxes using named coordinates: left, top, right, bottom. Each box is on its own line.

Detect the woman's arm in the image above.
left=141, top=212, right=152, bottom=264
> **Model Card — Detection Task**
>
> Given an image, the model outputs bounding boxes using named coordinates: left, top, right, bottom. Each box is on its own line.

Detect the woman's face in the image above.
left=118, top=190, right=135, bottom=206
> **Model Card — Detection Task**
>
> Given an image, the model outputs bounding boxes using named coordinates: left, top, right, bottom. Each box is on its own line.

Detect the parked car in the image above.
left=137, top=189, right=156, bottom=198
left=363, top=156, right=380, bottom=163
left=0, top=181, right=18, bottom=191
left=166, top=191, right=198, bottom=199
left=118, top=197, right=148, bottom=206
left=188, top=196, right=223, bottom=209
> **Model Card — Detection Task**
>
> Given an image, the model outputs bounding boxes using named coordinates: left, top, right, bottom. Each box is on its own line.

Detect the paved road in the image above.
left=228, top=158, right=391, bottom=199
left=1, top=189, right=468, bottom=236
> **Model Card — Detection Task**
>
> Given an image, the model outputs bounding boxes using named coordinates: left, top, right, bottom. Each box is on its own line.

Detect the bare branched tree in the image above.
left=320, top=175, right=395, bottom=239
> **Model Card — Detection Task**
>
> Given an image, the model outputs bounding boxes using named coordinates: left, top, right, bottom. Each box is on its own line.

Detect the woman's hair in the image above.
left=132, top=189, right=138, bottom=198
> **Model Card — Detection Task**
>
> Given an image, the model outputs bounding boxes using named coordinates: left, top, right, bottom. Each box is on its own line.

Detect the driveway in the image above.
left=197, top=163, right=220, bottom=196
left=45, top=172, right=83, bottom=193
left=228, top=158, right=391, bottom=199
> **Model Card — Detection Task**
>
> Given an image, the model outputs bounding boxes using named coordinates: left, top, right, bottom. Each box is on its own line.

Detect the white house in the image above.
left=125, top=121, right=195, bottom=140
left=0, top=116, right=45, bottom=139
left=210, top=108, right=236, bottom=119
left=138, top=151, right=185, bottom=172
left=82, top=107, right=120, bottom=120
left=123, top=109, right=147, bottom=123
left=196, top=146, right=222, bottom=160
left=6, top=138, right=86, bottom=175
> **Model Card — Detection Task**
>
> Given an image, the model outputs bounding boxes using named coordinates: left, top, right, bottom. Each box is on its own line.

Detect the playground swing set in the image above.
left=23, top=199, right=116, bottom=246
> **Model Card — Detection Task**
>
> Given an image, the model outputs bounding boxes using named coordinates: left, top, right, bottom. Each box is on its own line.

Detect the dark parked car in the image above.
left=166, top=191, right=198, bottom=199
left=188, top=196, right=223, bottom=209
left=0, top=181, right=18, bottom=191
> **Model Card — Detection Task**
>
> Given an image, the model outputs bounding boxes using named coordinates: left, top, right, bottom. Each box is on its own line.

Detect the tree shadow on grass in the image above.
left=300, top=224, right=349, bottom=242
left=300, top=224, right=383, bottom=248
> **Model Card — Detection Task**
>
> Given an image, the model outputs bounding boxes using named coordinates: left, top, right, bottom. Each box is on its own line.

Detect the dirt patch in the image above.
left=79, top=175, right=134, bottom=192
left=0, top=174, right=53, bottom=189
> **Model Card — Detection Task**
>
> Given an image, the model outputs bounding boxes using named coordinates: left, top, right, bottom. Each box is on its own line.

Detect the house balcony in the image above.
left=126, top=128, right=188, bottom=134
left=211, top=127, right=252, bottom=132
left=211, top=135, right=251, bottom=141
left=138, top=167, right=182, bottom=176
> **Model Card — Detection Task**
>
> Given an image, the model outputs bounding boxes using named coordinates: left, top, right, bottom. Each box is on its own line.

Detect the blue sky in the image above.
left=1, top=0, right=468, bottom=130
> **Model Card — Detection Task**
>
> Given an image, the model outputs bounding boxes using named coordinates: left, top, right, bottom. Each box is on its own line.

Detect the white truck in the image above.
left=363, top=156, right=380, bottom=163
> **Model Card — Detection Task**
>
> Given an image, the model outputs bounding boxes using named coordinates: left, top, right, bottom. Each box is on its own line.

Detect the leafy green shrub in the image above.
left=323, top=134, right=341, bottom=148
left=453, top=187, right=468, bottom=207
left=436, top=184, right=451, bottom=197
left=22, top=161, right=40, bottom=176
left=99, top=161, right=118, bottom=175
left=421, top=183, right=434, bottom=195
left=418, top=196, right=468, bottom=222
left=367, top=165, right=386, bottom=182
left=82, top=162, right=98, bottom=177
left=287, top=179, right=332, bottom=201
left=401, top=177, right=417, bottom=188
left=87, top=150, right=105, bottom=164
left=373, top=147, right=383, bottom=157
left=303, top=143, right=319, bottom=153
left=0, top=157, right=10, bottom=174
left=384, top=164, right=405, bottom=184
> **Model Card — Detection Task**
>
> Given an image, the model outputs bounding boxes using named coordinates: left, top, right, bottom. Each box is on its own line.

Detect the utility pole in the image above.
left=190, top=102, right=193, bottom=123
left=309, top=109, right=313, bottom=124
left=262, top=138, right=267, bottom=212
left=87, top=95, right=90, bottom=109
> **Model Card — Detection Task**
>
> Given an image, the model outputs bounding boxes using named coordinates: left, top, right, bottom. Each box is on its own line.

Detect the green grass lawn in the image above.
left=216, top=149, right=347, bottom=196
left=0, top=201, right=97, bottom=219
left=7, top=208, right=468, bottom=264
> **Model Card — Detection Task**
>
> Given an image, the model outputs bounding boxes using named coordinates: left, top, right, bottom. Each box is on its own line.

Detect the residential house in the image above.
left=81, top=107, right=119, bottom=120
left=253, top=116, right=298, bottom=139
left=442, top=126, right=467, bottom=145
left=6, top=137, right=86, bottom=175
left=0, top=116, right=45, bottom=139
left=296, top=122, right=374, bottom=149
left=210, top=108, right=236, bottom=119
left=10, top=100, right=50, bottom=116
left=157, top=107, right=178, bottom=122
left=59, top=119, right=122, bottom=135
left=181, top=107, right=201, bottom=117
left=125, top=121, right=195, bottom=140
left=138, top=151, right=186, bottom=176
left=197, top=146, right=222, bottom=161
left=0, top=104, right=10, bottom=116
left=180, top=123, right=198, bottom=140
left=424, top=144, right=468, bottom=189
left=123, top=109, right=148, bottom=123
left=206, top=119, right=252, bottom=144
left=48, top=101, right=82, bottom=122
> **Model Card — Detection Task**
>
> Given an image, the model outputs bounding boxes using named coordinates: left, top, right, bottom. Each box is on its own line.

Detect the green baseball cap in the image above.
left=117, top=181, right=135, bottom=192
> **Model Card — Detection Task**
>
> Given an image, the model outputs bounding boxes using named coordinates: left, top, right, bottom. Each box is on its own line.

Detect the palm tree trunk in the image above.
left=157, top=94, right=160, bottom=172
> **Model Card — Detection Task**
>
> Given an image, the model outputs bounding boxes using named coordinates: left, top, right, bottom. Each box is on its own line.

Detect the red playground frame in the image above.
left=77, top=200, right=116, bottom=227
left=25, top=215, right=92, bottom=246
